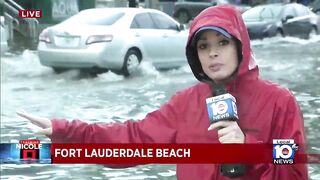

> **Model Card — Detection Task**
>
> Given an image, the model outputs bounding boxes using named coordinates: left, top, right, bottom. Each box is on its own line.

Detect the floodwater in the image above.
left=1, top=36, right=320, bottom=179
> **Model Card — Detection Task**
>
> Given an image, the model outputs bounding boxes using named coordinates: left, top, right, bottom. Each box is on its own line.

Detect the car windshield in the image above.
left=177, top=0, right=211, bottom=2
left=243, top=5, right=282, bottom=19
left=63, top=11, right=125, bottom=25
left=243, top=6, right=265, bottom=19
left=178, top=0, right=230, bottom=3
left=217, top=0, right=230, bottom=4
left=271, top=6, right=282, bottom=17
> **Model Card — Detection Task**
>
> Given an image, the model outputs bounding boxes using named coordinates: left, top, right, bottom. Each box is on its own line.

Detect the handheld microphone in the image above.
left=206, top=83, right=246, bottom=178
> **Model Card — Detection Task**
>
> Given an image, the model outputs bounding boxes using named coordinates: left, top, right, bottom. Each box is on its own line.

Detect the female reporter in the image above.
left=18, top=5, right=308, bottom=180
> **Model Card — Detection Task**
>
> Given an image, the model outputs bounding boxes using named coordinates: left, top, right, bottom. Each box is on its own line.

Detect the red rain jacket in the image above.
left=50, top=5, right=308, bottom=180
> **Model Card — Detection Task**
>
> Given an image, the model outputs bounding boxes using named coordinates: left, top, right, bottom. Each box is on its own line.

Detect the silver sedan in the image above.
left=38, top=8, right=188, bottom=76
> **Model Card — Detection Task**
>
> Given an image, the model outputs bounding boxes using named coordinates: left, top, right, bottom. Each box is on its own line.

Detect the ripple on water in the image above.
left=11, top=87, right=32, bottom=92
left=101, top=171, right=131, bottom=178
left=157, top=170, right=176, bottom=177
left=0, top=133, right=20, bottom=138
left=251, top=35, right=320, bottom=47
left=109, top=176, right=158, bottom=180
left=309, top=165, right=320, bottom=180
left=36, top=170, right=67, bottom=176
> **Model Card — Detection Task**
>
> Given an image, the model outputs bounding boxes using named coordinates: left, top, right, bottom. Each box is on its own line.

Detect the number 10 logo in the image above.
left=273, top=139, right=298, bottom=165
left=211, top=101, right=228, bottom=115
left=274, top=144, right=293, bottom=159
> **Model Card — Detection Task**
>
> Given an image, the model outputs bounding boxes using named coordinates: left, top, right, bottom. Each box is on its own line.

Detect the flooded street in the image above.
left=1, top=36, right=320, bottom=179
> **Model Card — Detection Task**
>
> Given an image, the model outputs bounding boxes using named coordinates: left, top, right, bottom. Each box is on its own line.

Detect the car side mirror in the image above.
left=178, top=24, right=185, bottom=31
left=283, top=15, right=294, bottom=23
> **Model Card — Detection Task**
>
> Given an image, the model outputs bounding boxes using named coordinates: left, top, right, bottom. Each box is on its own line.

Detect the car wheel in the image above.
left=122, top=49, right=141, bottom=77
left=176, top=10, right=190, bottom=24
left=275, top=29, right=284, bottom=38
left=52, top=67, right=68, bottom=74
left=80, top=68, right=108, bottom=77
left=309, top=27, right=318, bottom=37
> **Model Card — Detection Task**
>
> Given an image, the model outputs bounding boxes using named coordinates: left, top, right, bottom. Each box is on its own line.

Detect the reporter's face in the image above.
left=196, top=31, right=238, bottom=83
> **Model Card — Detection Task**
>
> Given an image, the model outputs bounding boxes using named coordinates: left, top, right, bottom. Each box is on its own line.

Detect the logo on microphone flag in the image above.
left=206, top=93, right=238, bottom=122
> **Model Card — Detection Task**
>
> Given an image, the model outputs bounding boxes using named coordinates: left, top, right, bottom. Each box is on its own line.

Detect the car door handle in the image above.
left=135, top=33, right=140, bottom=37
left=163, top=34, right=168, bottom=38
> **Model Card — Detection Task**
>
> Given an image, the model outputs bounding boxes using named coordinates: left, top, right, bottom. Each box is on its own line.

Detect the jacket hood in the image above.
left=186, top=5, right=258, bottom=83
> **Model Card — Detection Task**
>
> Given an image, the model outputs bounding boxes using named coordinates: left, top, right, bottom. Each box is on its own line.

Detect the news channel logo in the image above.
left=206, top=93, right=238, bottom=122
left=273, top=139, right=298, bottom=164
left=0, top=140, right=51, bottom=164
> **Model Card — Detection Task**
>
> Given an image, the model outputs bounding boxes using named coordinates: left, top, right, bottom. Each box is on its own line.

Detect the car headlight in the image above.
left=86, top=35, right=113, bottom=45
left=265, top=24, right=273, bottom=30
left=39, top=30, right=51, bottom=43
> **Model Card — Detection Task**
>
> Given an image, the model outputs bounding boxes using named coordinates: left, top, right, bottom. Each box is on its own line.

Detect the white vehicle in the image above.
left=1, top=16, right=8, bottom=55
left=38, top=8, right=188, bottom=76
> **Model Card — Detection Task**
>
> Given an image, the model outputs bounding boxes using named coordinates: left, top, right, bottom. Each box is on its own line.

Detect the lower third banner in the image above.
left=51, top=144, right=274, bottom=164
left=1, top=142, right=318, bottom=164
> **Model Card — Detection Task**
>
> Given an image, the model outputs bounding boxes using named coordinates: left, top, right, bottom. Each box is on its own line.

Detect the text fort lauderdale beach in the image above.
left=55, top=148, right=191, bottom=158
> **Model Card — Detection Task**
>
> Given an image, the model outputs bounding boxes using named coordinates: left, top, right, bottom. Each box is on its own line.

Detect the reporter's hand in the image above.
left=208, top=121, right=244, bottom=144
left=17, top=111, right=52, bottom=136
